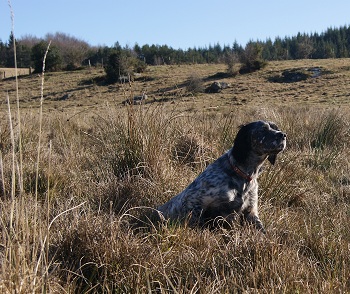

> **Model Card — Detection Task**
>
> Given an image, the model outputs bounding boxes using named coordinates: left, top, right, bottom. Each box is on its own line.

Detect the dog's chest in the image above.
left=226, top=179, right=257, bottom=209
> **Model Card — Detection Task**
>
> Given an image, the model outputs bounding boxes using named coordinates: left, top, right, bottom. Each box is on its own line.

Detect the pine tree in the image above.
left=5, top=33, right=15, bottom=67
left=31, top=41, right=62, bottom=72
left=239, top=42, right=267, bottom=73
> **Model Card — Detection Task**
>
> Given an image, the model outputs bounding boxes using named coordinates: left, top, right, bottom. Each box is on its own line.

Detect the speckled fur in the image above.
left=157, top=121, right=287, bottom=232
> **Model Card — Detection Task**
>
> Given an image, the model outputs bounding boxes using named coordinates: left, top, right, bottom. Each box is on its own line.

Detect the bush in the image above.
left=105, top=51, right=127, bottom=83
left=185, top=74, right=204, bottom=94
left=105, top=50, right=147, bottom=83
left=31, top=41, right=62, bottom=72
left=224, top=51, right=239, bottom=76
left=134, top=58, right=148, bottom=73
left=239, top=42, right=267, bottom=74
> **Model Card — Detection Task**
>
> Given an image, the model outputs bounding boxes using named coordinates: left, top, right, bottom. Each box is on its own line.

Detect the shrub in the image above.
left=134, top=58, right=148, bottom=73
left=31, top=41, right=62, bottom=72
left=185, top=74, right=203, bottom=94
left=105, top=51, right=129, bottom=83
left=239, top=42, right=267, bottom=74
left=105, top=50, right=147, bottom=83
left=224, top=51, right=239, bottom=76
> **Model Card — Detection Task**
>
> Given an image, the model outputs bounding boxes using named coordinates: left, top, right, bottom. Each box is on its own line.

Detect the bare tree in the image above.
left=45, top=32, right=90, bottom=69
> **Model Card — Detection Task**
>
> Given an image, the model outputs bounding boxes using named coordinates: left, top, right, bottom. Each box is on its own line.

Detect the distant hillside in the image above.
left=1, top=59, right=350, bottom=114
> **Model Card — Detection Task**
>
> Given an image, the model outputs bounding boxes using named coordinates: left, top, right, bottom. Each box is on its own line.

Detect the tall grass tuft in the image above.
left=7, top=0, right=23, bottom=193
left=307, top=110, right=347, bottom=171
left=311, top=110, right=346, bottom=149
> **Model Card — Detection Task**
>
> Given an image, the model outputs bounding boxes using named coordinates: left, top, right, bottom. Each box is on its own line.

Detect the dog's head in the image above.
left=232, top=120, right=286, bottom=165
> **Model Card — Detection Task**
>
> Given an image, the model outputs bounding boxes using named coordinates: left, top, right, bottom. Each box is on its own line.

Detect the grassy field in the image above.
left=0, top=67, right=32, bottom=79
left=0, top=59, right=350, bottom=293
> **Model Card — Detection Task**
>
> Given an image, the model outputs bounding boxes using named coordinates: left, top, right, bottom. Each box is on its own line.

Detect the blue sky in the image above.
left=1, top=0, right=349, bottom=49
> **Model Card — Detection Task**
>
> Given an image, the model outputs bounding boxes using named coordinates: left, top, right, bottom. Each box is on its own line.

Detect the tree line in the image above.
left=1, top=25, right=350, bottom=72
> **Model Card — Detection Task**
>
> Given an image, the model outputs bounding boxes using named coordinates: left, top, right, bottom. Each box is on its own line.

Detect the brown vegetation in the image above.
left=0, top=67, right=31, bottom=79
left=0, top=59, right=350, bottom=292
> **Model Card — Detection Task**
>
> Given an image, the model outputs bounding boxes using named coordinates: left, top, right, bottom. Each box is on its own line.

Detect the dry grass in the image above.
left=1, top=60, right=350, bottom=293
left=2, top=58, right=350, bottom=113
left=0, top=68, right=32, bottom=79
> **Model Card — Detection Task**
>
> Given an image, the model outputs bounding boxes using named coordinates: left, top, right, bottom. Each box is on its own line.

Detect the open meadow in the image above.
left=1, top=59, right=350, bottom=293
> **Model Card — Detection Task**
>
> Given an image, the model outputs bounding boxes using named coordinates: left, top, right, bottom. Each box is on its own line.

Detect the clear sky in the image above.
left=1, top=0, right=349, bottom=49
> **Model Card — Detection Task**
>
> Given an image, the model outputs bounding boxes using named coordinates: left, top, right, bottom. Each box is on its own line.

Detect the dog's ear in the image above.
left=232, top=124, right=252, bottom=164
left=268, top=121, right=279, bottom=131
left=267, top=154, right=277, bottom=165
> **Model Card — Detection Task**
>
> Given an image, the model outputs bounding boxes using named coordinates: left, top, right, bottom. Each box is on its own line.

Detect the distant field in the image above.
left=1, top=58, right=350, bottom=113
left=0, top=67, right=32, bottom=79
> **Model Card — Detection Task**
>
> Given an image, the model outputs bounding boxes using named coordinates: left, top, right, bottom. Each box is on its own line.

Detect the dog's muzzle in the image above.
left=274, top=132, right=287, bottom=152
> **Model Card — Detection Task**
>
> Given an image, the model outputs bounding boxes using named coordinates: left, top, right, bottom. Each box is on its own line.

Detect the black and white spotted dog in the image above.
left=157, top=120, right=286, bottom=232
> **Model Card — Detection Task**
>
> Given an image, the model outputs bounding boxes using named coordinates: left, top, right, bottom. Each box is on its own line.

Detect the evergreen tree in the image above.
left=31, top=41, right=62, bottom=72
left=239, top=42, right=267, bottom=73
left=5, top=33, right=16, bottom=67
left=262, top=38, right=273, bottom=60
left=0, top=40, right=6, bottom=67
left=16, top=42, right=32, bottom=67
left=104, top=48, right=145, bottom=83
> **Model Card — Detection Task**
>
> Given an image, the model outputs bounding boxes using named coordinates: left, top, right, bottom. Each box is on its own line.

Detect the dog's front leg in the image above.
left=187, top=204, right=205, bottom=226
left=242, top=212, right=266, bottom=233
